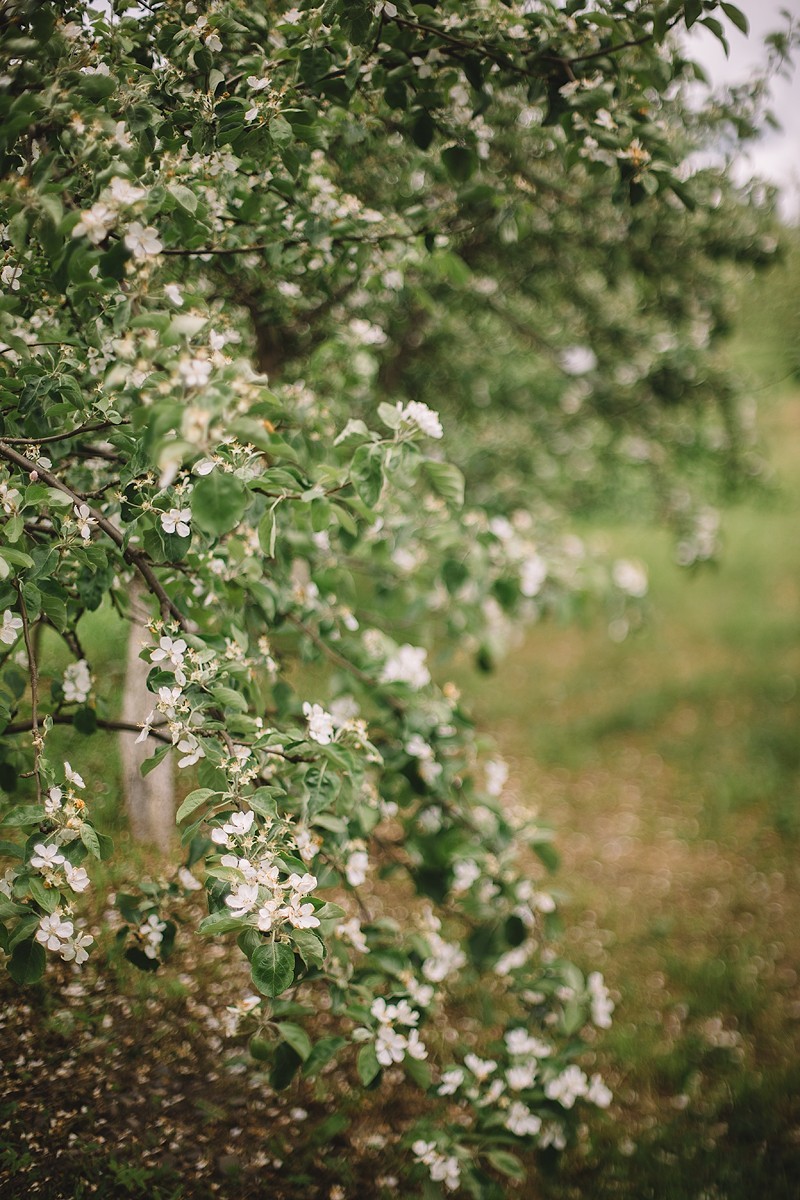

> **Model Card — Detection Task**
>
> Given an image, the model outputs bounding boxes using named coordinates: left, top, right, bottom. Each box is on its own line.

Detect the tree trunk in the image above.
left=119, top=590, right=174, bottom=851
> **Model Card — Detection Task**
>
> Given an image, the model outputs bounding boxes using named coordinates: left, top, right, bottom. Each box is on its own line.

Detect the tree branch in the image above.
left=2, top=713, right=173, bottom=746
left=0, top=420, right=129, bottom=446
left=0, top=440, right=188, bottom=630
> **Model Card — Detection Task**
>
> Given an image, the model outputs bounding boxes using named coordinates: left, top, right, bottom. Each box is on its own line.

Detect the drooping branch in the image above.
left=0, top=440, right=188, bottom=630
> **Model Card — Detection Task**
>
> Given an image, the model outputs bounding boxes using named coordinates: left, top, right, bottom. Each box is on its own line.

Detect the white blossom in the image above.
left=178, top=357, right=212, bottom=387
left=520, top=554, right=547, bottom=597
left=178, top=866, right=202, bottom=891
left=412, top=1142, right=460, bottom=1192
left=612, top=558, right=648, bottom=598
left=345, top=849, right=369, bottom=888
left=375, top=1024, right=407, bottom=1065
left=64, top=863, right=90, bottom=893
left=1, top=264, right=22, bottom=291
left=560, top=345, right=597, bottom=376
left=506, top=1100, right=542, bottom=1136
left=506, top=1062, right=538, bottom=1091
left=150, top=636, right=187, bottom=682
left=464, top=1053, right=497, bottom=1082
left=36, top=911, right=74, bottom=952
left=138, top=913, right=167, bottom=959
left=164, top=283, right=184, bottom=307
left=124, top=221, right=163, bottom=260
left=60, top=930, right=93, bottom=964
left=485, top=758, right=508, bottom=797
left=338, top=917, right=368, bottom=953
left=45, top=787, right=63, bottom=816
left=161, top=508, right=192, bottom=537
left=108, top=176, right=146, bottom=206
left=588, top=970, right=615, bottom=1028
left=30, top=843, right=66, bottom=871
left=64, top=762, right=85, bottom=788
left=545, top=1065, right=589, bottom=1109
left=73, top=202, right=115, bottom=244
left=396, top=400, right=443, bottom=439
left=586, top=1073, right=613, bottom=1108
left=302, top=701, right=335, bottom=745
left=283, top=895, right=320, bottom=929
left=211, top=808, right=255, bottom=844
left=177, top=733, right=205, bottom=768
left=73, top=504, right=96, bottom=541
left=380, top=644, right=430, bottom=690
left=226, top=882, right=259, bottom=918
left=62, top=659, right=92, bottom=704
left=437, top=1067, right=464, bottom=1096
left=0, top=609, right=23, bottom=646
left=505, top=1028, right=552, bottom=1058
left=452, top=860, right=480, bottom=894
left=0, top=483, right=22, bottom=514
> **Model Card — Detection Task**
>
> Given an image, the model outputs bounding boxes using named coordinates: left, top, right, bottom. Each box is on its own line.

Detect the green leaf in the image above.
left=356, top=1042, right=381, bottom=1086
left=168, top=183, right=198, bottom=213
left=191, top=472, right=248, bottom=537
left=302, top=1035, right=347, bottom=1078
left=350, top=444, right=384, bottom=508
left=257, top=509, right=278, bottom=558
left=721, top=2, right=748, bottom=34
left=8, top=938, right=45, bottom=985
left=684, top=0, right=702, bottom=27
left=251, top=941, right=295, bottom=996
left=197, top=911, right=244, bottom=936
left=404, top=1055, right=432, bottom=1090
left=1, top=805, right=45, bottom=828
left=532, top=839, right=559, bottom=872
left=176, top=788, right=218, bottom=824
left=276, top=1020, right=312, bottom=1061
left=141, top=744, right=171, bottom=777
left=269, top=1041, right=302, bottom=1089
left=0, top=895, right=26, bottom=919
left=486, top=1150, right=526, bottom=1181
left=249, top=1034, right=273, bottom=1061
left=422, top=460, right=465, bottom=507
left=442, top=144, right=477, bottom=182
left=79, top=823, right=101, bottom=859
left=289, top=927, right=325, bottom=968
left=28, top=876, right=60, bottom=913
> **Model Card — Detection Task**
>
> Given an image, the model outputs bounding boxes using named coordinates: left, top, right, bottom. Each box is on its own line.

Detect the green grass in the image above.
left=452, top=241, right=800, bottom=1198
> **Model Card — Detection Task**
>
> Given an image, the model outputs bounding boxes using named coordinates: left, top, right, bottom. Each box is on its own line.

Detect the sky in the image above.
left=687, top=0, right=800, bottom=220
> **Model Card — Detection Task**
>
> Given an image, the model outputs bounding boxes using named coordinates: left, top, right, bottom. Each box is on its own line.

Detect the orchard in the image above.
left=0, top=1, right=791, bottom=1196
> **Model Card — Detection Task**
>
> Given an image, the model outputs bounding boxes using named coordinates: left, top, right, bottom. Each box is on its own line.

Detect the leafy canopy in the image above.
left=0, top=0, right=782, bottom=1193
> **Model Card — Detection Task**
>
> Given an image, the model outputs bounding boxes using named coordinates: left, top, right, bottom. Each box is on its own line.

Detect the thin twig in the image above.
left=285, top=614, right=374, bottom=687
left=0, top=420, right=130, bottom=446
left=3, top=713, right=173, bottom=746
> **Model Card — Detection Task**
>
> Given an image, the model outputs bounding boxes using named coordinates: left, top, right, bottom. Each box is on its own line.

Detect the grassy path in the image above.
left=460, top=385, right=800, bottom=1197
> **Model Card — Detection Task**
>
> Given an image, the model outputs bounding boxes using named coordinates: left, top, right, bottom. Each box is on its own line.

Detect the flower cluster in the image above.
left=412, top=1141, right=461, bottom=1192
left=35, top=911, right=93, bottom=964
left=367, top=997, right=427, bottom=1067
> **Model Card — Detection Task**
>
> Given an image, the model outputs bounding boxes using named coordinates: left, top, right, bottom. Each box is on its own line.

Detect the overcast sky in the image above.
left=687, top=0, right=800, bottom=220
